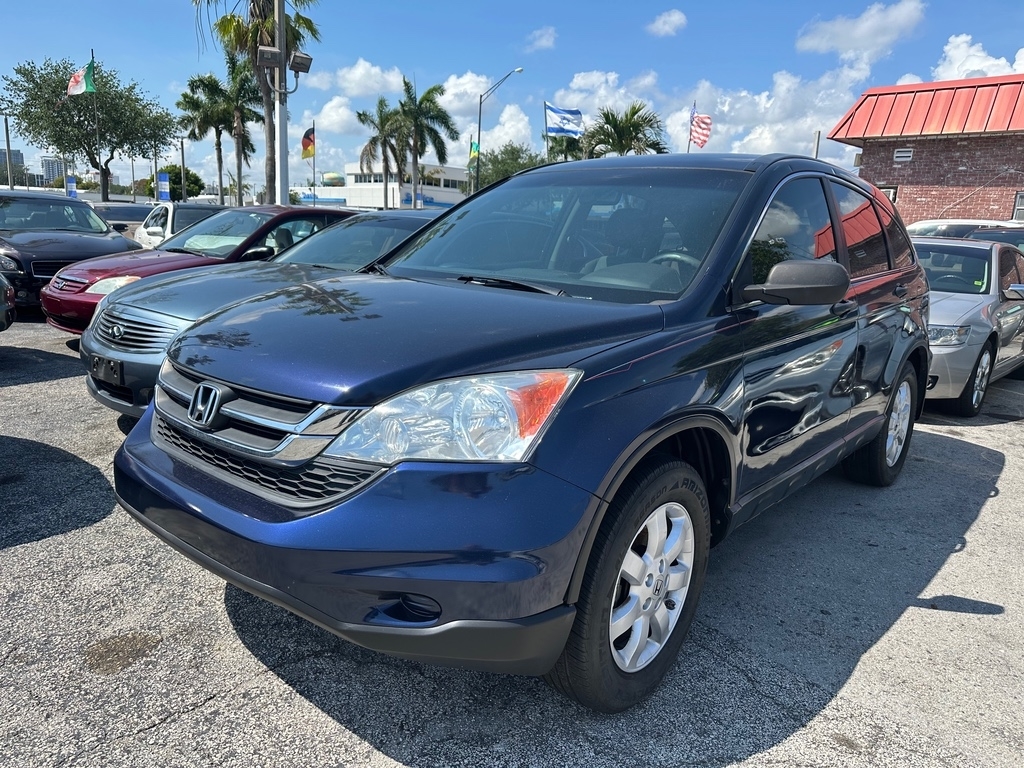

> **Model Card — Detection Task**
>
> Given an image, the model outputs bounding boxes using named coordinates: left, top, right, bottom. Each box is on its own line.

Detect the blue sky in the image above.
left=3, top=0, right=1024, bottom=192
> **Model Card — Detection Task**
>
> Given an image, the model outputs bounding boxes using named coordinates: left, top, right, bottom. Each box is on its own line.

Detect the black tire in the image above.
left=951, top=342, right=994, bottom=417
left=544, top=455, right=710, bottom=713
left=843, top=360, right=918, bottom=486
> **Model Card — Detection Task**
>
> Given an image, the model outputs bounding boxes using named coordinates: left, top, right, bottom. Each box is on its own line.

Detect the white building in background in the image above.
left=40, top=156, right=67, bottom=185
left=290, top=162, right=467, bottom=210
left=83, top=169, right=120, bottom=187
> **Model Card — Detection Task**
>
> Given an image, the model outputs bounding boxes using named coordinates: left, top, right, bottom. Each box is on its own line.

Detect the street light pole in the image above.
left=274, top=0, right=288, bottom=205
left=475, top=67, right=523, bottom=193
left=179, top=137, right=187, bottom=202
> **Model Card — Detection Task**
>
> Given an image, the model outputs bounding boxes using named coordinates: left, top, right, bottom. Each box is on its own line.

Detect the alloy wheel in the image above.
left=972, top=349, right=992, bottom=410
left=609, top=501, right=694, bottom=672
left=885, top=380, right=912, bottom=467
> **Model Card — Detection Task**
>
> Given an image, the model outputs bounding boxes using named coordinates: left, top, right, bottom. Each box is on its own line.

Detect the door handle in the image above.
left=831, top=299, right=857, bottom=317
left=894, top=284, right=908, bottom=298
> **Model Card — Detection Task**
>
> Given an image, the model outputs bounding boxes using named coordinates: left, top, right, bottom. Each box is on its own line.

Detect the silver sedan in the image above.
left=914, top=236, right=1024, bottom=416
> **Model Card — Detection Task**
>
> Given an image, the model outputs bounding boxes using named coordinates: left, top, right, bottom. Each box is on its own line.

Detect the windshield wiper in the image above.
left=456, top=274, right=569, bottom=297
left=162, top=247, right=203, bottom=256
left=362, top=261, right=389, bottom=275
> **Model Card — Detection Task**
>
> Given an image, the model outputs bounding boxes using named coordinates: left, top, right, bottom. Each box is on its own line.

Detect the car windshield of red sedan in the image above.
left=160, top=209, right=272, bottom=258
left=0, top=197, right=108, bottom=233
left=383, top=167, right=747, bottom=304
left=916, top=245, right=990, bottom=294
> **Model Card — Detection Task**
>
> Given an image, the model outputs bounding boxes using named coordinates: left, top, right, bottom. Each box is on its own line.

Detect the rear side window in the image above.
left=872, top=189, right=915, bottom=270
left=749, top=177, right=835, bottom=284
left=829, top=182, right=889, bottom=279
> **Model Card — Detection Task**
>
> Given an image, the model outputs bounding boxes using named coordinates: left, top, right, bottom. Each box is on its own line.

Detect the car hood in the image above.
left=0, top=229, right=137, bottom=261
left=112, top=261, right=343, bottom=322
left=169, top=274, right=665, bottom=406
left=927, top=290, right=989, bottom=325
left=52, top=248, right=218, bottom=283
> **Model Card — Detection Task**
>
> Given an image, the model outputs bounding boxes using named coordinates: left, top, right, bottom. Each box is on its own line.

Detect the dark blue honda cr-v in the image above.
left=114, top=153, right=930, bottom=712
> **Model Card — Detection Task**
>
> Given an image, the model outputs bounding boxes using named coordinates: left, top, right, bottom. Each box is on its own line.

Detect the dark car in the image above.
left=114, top=154, right=930, bottom=713
left=89, top=202, right=154, bottom=234
left=965, top=226, right=1024, bottom=249
left=80, top=209, right=440, bottom=417
left=0, top=273, right=15, bottom=332
left=0, top=189, right=142, bottom=307
left=40, top=205, right=357, bottom=333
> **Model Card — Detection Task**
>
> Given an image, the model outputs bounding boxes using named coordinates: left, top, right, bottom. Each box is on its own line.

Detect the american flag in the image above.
left=689, top=104, right=712, bottom=148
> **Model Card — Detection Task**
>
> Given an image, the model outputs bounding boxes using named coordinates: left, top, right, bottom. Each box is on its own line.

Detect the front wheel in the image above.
left=951, top=342, right=993, bottom=417
left=843, top=360, right=918, bottom=486
left=544, top=456, right=710, bottom=713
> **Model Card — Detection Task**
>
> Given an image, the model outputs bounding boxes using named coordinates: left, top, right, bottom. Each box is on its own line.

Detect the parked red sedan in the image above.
left=41, top=205, right=356, bottom=333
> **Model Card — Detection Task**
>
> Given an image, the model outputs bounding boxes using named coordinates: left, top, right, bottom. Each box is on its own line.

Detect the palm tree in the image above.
left=177, top=74, right=229, bottom=204
left=583, top=101, right=668, bottom=158
left=194, top=0, right=321, bottom=203
left=398, top=78, right=459, bottom=209
left=546, top=135, right=584, bottom=162
left=223, top=53, right=263, bottom=207
left=356, top=96, right=405, bottom=210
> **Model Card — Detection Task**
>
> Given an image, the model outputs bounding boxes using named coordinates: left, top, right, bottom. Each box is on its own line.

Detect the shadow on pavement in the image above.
left=0, top=436, right=115, bottom=549
left=0, top=346, right=84, bottom=386
left=223, top=430, right=1000, bottom=766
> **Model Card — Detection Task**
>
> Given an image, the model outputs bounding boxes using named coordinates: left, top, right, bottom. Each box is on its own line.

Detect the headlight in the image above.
left=87, top=294, right=114, bottom=330
left=323, top=370, right=582, bottom=464
left=85, top=275, right=141, bottom=295
left=928, top=325, right=971, bottom=346
left=0, top=254, right=21, bottom=272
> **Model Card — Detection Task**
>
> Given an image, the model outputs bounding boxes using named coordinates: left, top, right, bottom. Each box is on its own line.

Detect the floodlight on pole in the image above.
left=475, top=67, right=523, bottom=193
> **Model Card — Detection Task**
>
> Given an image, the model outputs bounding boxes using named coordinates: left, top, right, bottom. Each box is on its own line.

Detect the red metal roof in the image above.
left=829, top=74, right=1024, bottom=147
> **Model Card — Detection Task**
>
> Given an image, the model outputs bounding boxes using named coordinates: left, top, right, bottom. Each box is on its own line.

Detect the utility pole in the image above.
left=273, top=0, right=288, bottom=205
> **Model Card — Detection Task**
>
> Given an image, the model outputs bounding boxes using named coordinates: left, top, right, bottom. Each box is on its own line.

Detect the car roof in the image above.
left=0, top=189, right=91, bottom=205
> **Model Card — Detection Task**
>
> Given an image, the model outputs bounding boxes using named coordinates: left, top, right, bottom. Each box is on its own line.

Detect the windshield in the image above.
left=966, top=230, right=1024, bottom=249
left=0, top=197, right=109, bottom=233
left=383, top=167, right=747, bottom=304
left=275, top=214, right=432, bottom=270
left=915, top=243, right=990, bottom=294
left=160, top=208, right=271, bottom=258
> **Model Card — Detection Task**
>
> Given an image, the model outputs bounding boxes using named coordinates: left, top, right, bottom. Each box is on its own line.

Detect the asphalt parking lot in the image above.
left=2, top=312, right=1022, bottom=768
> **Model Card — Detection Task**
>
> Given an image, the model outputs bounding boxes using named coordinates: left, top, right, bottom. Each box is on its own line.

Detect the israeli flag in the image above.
left=545, top=102, right=584, bottom=137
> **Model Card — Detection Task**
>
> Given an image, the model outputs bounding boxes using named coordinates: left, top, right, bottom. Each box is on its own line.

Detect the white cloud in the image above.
left=335, top=58, right=404, bottom=97
left=477, top=104, right=534, bottom=156
left=525, top=26, right=556, bottom=53
left=303, top=70, right=335, bottom=90
left=306, top=96, right=362, bottom=135
left=796, top=0, right=924, bottom=68
left=646, top=10, right=687, bottom=37
left=930, top=34, right=1024, bottom=80
left=438, top=71, right=492, bottom=120
left=553, top=71, right=635, bottom=120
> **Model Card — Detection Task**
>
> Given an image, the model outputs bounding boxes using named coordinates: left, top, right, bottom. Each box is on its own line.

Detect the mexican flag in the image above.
left=67, top=60, right=96, bottom=96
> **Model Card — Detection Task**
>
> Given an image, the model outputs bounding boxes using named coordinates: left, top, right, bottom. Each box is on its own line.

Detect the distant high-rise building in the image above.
left=40, top=156, right=66, bottom=185
left=0, top=148, right=25, bottom=168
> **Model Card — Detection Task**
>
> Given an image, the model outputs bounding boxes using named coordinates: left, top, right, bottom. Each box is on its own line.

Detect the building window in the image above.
left=877, top=186, right=898, bottom=203
left=893, top=148, right=914, bottom=162
left=1014, top=192, right=1024, bottom=221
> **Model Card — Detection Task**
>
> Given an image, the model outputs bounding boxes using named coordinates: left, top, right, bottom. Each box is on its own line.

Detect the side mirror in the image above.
left=742, top=260, right=851, bottom=305
left=1004, top=283, right=1024, bottom=301
left=112, top=223, right=128, bottom=232
left=146, top=226, right=164, bottom=237
left=240, top=246, right=275, bottom=261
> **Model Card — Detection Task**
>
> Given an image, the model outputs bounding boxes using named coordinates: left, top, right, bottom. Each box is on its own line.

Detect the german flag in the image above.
left=301, top=127, right=315, bottom=159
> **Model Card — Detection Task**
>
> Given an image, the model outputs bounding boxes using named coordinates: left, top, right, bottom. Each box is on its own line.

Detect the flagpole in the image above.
left=543, top=102, right=550, bottom=161
left=687, top=101, right=694, bottom=154
left=91, top=51, right=102, bottom=193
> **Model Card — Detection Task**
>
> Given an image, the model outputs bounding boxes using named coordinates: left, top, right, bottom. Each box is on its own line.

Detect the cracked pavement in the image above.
left=2, top=315, right=1022, bottom=767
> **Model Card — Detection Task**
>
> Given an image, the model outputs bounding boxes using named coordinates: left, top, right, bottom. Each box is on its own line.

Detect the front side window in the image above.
left=145, top=206, right=168, bottom=232
left=830, top=182, right=889, bottom=279
left=748, top=176, right=835, bottom=284
left=385, top=167, right=748, bottom=304
left=998, top=248, right=1020, bottom=292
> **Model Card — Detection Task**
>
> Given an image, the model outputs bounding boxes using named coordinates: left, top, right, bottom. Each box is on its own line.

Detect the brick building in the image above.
left=828, top=74, right=1024, bottom=225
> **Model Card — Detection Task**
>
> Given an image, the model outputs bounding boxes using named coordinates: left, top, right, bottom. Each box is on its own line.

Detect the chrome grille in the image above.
left=95, top=306, right=183, bottom=353
left=32, top=260, right=74, bottom=278
left=152, top=361, right=375, bottom=509
left=154, top=415, right=382, bottom=509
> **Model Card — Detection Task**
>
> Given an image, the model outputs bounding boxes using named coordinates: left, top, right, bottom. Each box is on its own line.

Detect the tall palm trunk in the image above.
left=258, top=75, right=276, bottom=203
left=213, top=128, right=225, bottom=204
left=233, top=110, right=245, bottom=206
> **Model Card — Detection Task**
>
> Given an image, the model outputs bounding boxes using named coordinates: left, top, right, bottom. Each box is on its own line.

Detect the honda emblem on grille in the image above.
left=110, top=324, right=125, bottom=339
left=52, top=279, right=66, bottom=290
left=188, top=383, right=223, bottom=427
